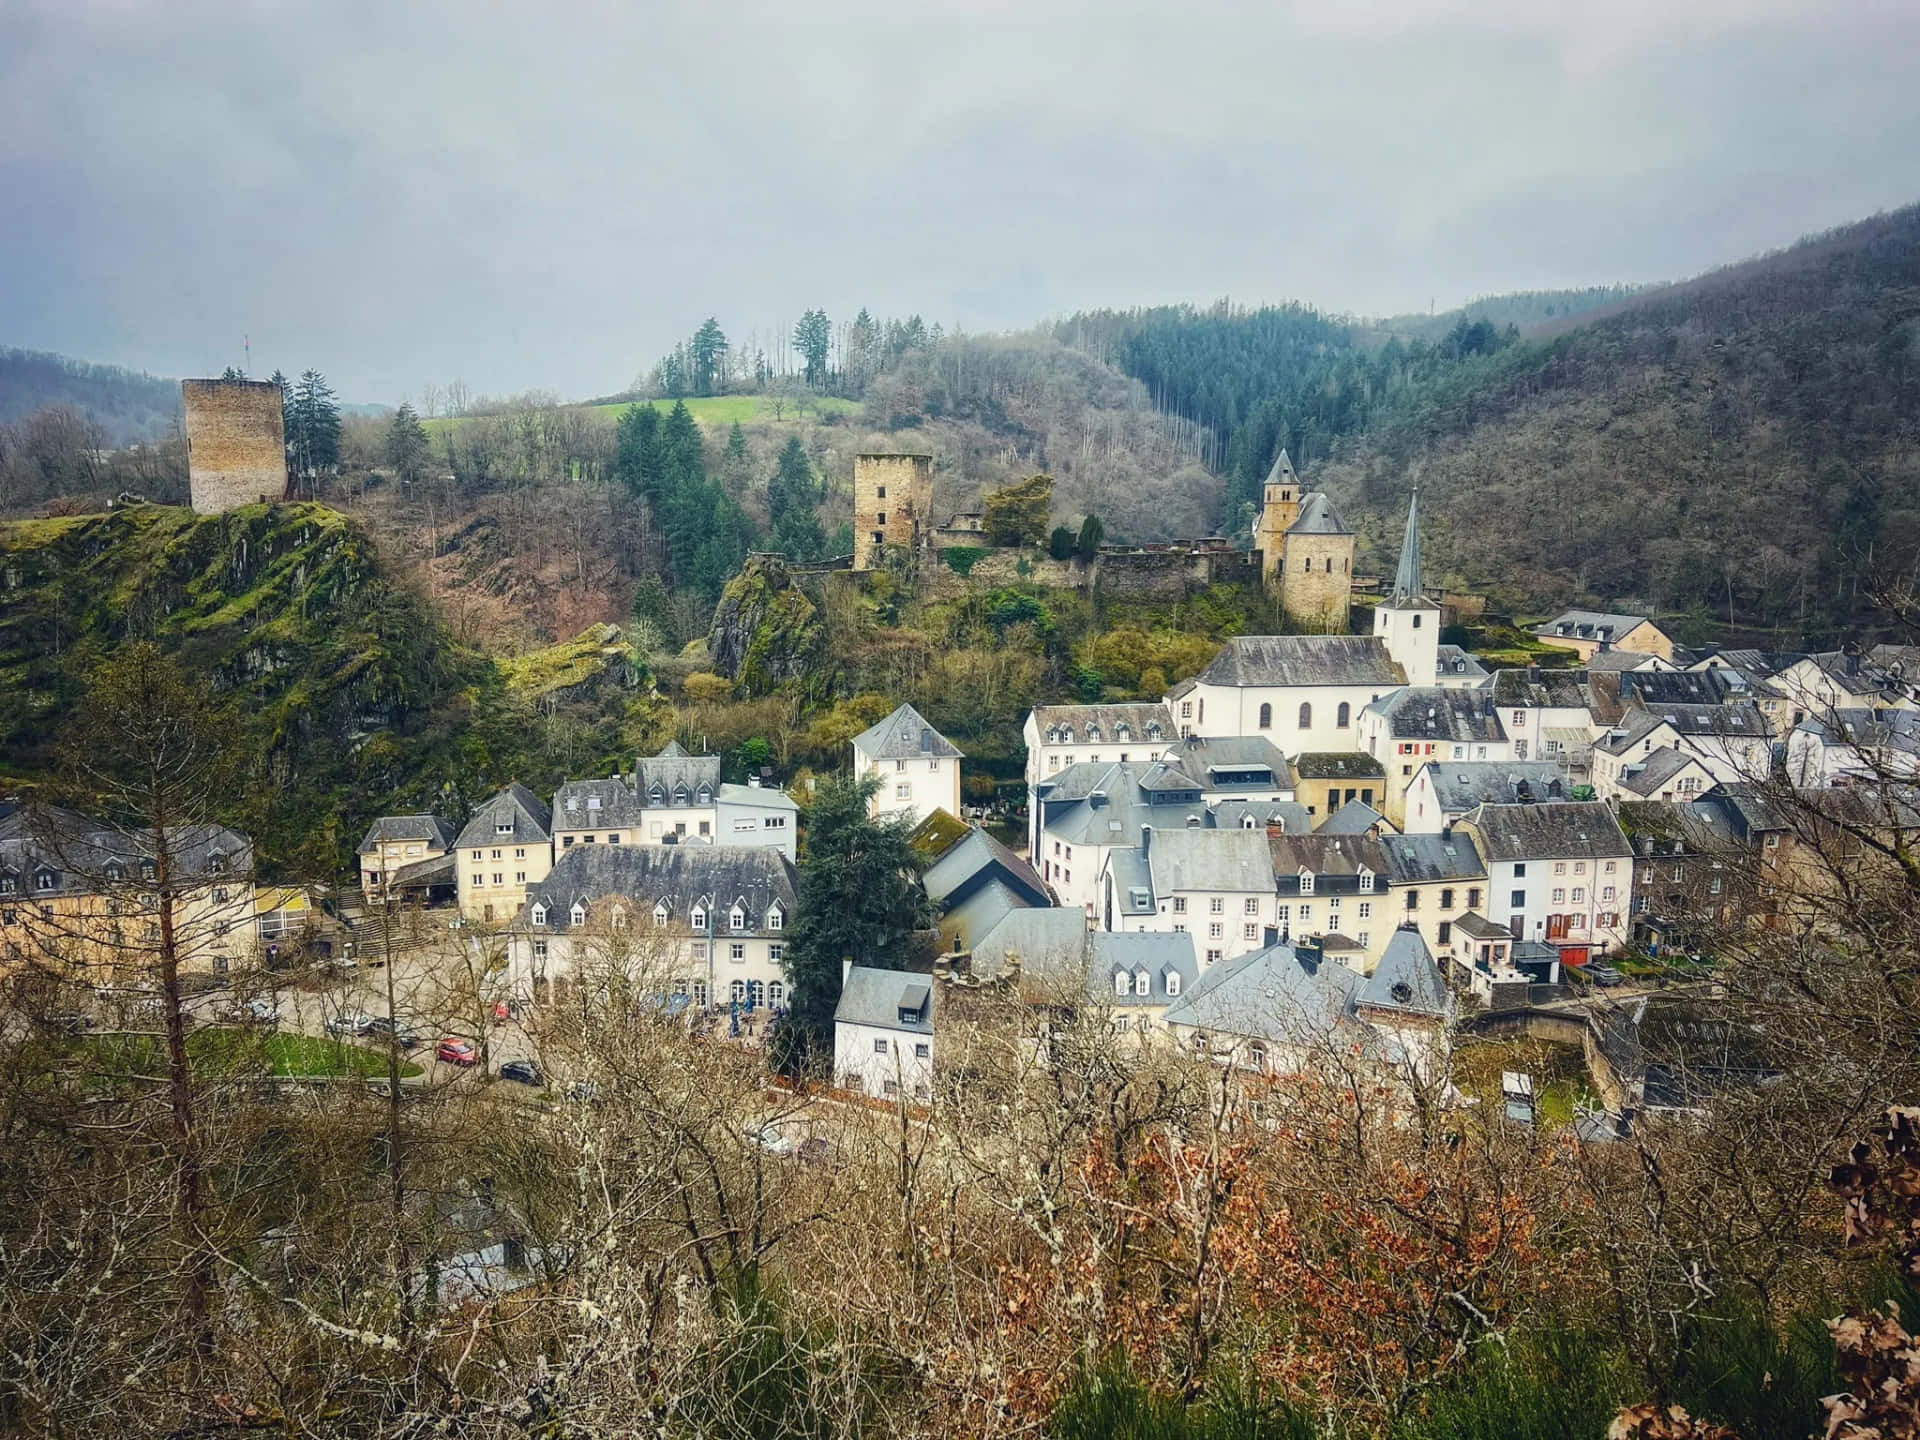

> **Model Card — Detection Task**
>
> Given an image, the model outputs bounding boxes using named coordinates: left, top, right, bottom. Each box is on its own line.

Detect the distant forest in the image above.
left=0, top=347, right=182, bottom=443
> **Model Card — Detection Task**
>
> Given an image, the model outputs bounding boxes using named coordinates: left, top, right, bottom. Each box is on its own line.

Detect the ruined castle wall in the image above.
left=183, top=379, right=286, bottom=514
left=853, top=453, right=933, bottom=569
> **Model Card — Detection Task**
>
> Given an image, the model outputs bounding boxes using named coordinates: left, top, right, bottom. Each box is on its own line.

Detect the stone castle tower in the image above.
left=182, top=378, right=289, bottom=514
left=852, top=453, right=934, bottom=569
left=1252, top=449, right=1355, bottom=632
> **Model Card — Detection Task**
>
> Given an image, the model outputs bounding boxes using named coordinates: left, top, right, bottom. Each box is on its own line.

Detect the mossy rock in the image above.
left=707, top=555, right=827, bottom=697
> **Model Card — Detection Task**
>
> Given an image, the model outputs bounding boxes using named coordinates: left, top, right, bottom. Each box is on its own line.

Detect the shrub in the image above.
left=683, top=671, right=733, bottom=704
left=944, top=546, right=989, bottom=576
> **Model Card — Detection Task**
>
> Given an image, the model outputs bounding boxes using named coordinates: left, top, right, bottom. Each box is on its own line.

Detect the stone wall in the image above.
left=183, top=379, right=286, bottom=514
left=852, top=453, right=933, bottom=569
left=1278, top=532, right=1356, bottom=632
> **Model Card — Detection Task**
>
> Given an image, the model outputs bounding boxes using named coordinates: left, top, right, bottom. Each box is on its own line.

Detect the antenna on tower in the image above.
left=244, top=335, right=251, bottom=376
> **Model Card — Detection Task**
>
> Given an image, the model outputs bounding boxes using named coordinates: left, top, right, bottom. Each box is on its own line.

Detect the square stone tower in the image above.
left=852, top=453, right=933, bottom=569
left=182, top=378, right=288, bottom=514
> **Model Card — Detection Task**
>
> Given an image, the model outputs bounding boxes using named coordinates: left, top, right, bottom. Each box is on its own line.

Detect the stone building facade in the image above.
left=182, top=379, right=288, bottom=514
left=1250, top=451, right=1355, bottom=632
left=852, top=453, right=934, bottom=569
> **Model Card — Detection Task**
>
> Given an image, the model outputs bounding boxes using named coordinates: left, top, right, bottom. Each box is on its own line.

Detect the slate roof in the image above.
left=517, top=844, right=796, bottom=933
left=1037, top=761, right=1209, bottom=846
left=388, top=852, right=457, bottom=888
left=923, top=826, right=1051, bottom=909
left=1031, top=703, right=1173, bottom=745
left=1088, top=932, right=1200, bottom=1006
left=1593, top=701, right=1766, bottom=756
left=1161, top=939, right=1365, bottom=1047
left=1618, top=669, right=1745, bottom=708
left=0, top=804, right=253, bottom=897
left=941, top=878, right=1030, bottom=952
left=634, top=745, right=722, bottom=804
left=1162, top=734, right=1297, bottom=791
left=1374, top=831, right=1486, bottom=885
left=852, top=703, right=962, bottom=760
left=1418, top=761, right=1573, bottom=813
left=1798, top=707, right=1920, bottom=756
left=1145, top=827, right=1274, bottom=894
left=1586, top=649, right=1668, bottom=674
left=1462, top=802, right=1631, bottom=862
left=967, top=907, right=1092, bottom=979
left=1367, top=687, right=1508, bottom=744
left=1616, top=747, right=1714, bottom=797
left=1387, top=488, right=1426, bottom=605
left=1192, top=636, right=1405, bottom=689
left=554, top=777, right=647, bottom=828
left=455, top=784, right=553, bottom=850
left=357, top=815, right=455, bottom=853
left=1360, top=925, right=1453, bottom=1019
left=1292, top=751, right=1387, bottom=781
left=1434, top=646, right=1490, bottom=683
left=836, top=965, right=934, bottom=1034
left=1532, top=610, right=1656, bottom=646
left=1210, top=799, right=1314, bottom=834
left=1107, top=847, right=1157, bottom=916
left=1491, top=667, right=1594, bottom=709
left=1268, top=832, right=1391, bottom=888
left=1316, top=800, right=1390, bottom=835
left=1288, top=491, right=1352, bottom=536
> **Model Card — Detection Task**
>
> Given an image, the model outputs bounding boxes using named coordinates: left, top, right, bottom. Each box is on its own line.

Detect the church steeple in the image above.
left=1389, top=486, right=1424, bottom=607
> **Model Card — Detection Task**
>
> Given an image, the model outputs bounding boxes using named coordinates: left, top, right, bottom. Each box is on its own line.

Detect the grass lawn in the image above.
left=82, top=1028, right=422, bottom=1080
left=422, top=393, right=857, bottom=439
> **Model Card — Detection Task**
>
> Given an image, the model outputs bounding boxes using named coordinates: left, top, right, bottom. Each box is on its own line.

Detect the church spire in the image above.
left=1390, top=485, right=1423, bottom=605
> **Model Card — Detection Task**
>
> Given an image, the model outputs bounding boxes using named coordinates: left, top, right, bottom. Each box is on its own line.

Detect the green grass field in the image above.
left=423, top=393, right=858, bottom=438
left=82, top=1029, right=422, bottom=1080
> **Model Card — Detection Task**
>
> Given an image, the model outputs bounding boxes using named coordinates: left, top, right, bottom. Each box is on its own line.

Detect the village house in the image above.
left=1100, top=826, right=1278, bottom=967
left=852, top=703, right=963, bottom=825
left=1266, top=831, right=1393, bottom=970
left=357, top=815, right=456, bottom=901
left=1590, top=700, right=1771, bottom=792
left=1772, top=645, right=1920, bottom=718
left=1373, top=829, right=1489, bottom=964
left=1022, top=703, right=1173, bottom=854
left=1161, top=924, right=1453, bottom=1084
left=0, top=802, right=256, bottom=977
left=944, top=920, right=1198, bottom=1046
left=1686, top=649, right=1797, bottom=734
left=1491, top=666, right=1597, bottom=772
left=834, top=962, right=935, bottom=1101
left=915, top=815, right=1054, bottom=953
left=1359, top=686, right=1513, bottom=828
left=1032, top=758, right=1211, bottom=913
left=1785, top=708, right=1920, bottom=787
left=1597, top=745, right=1720, bottom=804
left=1290, top=751, right=1386, bottom=821
left=454, top=784, right=554, bottom=925
left=503, top=844, right=796, bottom=1015
left=1454, top=801, right=1634, bottom=963
left=553, top=743, right=798, bottom=858
left=1530, top=609, right=1676, bottom=663
left=1615, top=799, right=1758, bottom=947
left=1402, top=760, right=1576, bottom=834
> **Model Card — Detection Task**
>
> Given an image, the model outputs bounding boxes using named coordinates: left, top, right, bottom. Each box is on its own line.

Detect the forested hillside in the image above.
left=1314, top=204, right=1920, bottom=639
left=0, top=347, right=182, bottom=442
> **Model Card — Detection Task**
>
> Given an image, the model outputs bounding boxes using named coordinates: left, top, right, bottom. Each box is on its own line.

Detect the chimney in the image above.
left=1441, top=821, right=1453, bottom=839
left=841, top=957, right=853, bottom=986
left=1141, top=825, right=1152, bottom=854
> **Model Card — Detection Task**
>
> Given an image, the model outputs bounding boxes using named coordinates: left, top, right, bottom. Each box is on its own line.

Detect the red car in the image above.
left=436, top=1038, right=478, bottom=1067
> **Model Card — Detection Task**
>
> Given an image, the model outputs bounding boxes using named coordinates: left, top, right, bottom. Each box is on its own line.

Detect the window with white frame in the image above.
left=570, top=903, right=586, bottom=925
left=531, top=903, right=548, bottom=926
left=1209, top=896, right=1224, bottom=914
left=653, top=901, right=668, bottom=925
left=690, top=908, right=707, bottom=930
left=1358, top=869, right=1374, bottom=892
left=730, top=943, right=745, bottom=961
left=1299, top=870, right=1314, bottom=894
left=1133, top=969, right=1150, bottom=996
left=1165, top=971, right=1181, bottom=996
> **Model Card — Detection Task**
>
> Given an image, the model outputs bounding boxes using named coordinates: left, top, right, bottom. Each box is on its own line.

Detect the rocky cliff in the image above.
left=706, top=554, right=827, bottom=697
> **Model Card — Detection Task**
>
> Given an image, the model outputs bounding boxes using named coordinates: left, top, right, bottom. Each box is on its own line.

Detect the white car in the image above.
left=744, top=1124, right=796, bottom=1158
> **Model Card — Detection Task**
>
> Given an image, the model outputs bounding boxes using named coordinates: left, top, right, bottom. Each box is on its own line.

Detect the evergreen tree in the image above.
left=690, top=318, right=729, bottom=397
left=724, top=421, right=750, bottom=472
left=386, top=402, right=430, bottom=487
left=1076, top=513, right=1105, bottom=560
left=772, top=773, right=930, bottom=1075
left=288, top=370, right=341, bottom=482
left=793, top=309, right=831, bottom=389
left=767, top=435, right=826, bottom=561
left=1049, top=525, right=1076, bottom=561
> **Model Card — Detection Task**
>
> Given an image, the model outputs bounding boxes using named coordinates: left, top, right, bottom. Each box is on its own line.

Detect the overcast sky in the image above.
left=3, top=0, right=1917, bottom=404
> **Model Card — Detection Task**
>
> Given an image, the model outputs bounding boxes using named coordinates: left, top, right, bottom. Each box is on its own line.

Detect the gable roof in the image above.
left=1462, top=802, right=1631, bottom=861
left=923, top=825, right=1051, bottom=910
left=0, top=804, right=253, bottom=894
left=1594, top=700, right=1766, bottom=755
left=836, top=965, right=934, bottom=1034
left=1316, top=799, right=1390, bottom=835
left=1434, top=645, right=1489, bottom=683
left=1292, top=751, right=1387, bottom=781
left=1418, top=761, right=1574, bottom=813
left=968, top=906, right=1092, bottom=979
left=1145, top=827, right=1274, bottom=894
left=1193, top=636, right=1405, bottom=690
left=358, top=815, right=455, bottom=853
left=1491, top=667, right=1594, bottom=709
left=1161, top=939, right=1364, bottom=1047
left=1267, top=831, right=1391, bottom=881
left=1367, top=687, right=1508, bottom=744
left=634, top=745, right=721, bottom=802
left=1163, top=733, right=1297, bottom=790
left=1374, top=831, right=1486, bottom=884
left=853, top=702, right=962, bottom=760
left=1615, top=746, right=1716, bottom=797
left=517, top=844, right=796, bottom=932
left=1360, top=926, right=1452, bottom=1018
left=1031, top=703, right=1173, bottom=744
left=1532, top=609, right=1658, bottom=646
left=454, top=783, right=553, bottom=850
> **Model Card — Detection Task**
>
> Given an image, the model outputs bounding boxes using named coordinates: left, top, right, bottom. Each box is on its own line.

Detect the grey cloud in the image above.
left=2, top=0, right=1916, bottom=402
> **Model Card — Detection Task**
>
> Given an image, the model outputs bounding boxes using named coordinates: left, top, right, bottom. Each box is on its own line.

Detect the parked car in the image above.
left=436, top=1037, right=478, bottom=1066
left=325, top=1011, right=374, bottom=1037
left=367, top=1015, right=423, bottom=1048
left=245, top=997, right=281, bottom=1024
left=1587, top=964, right=1627, bottom=988
left=499, top=1059, right=542, bottom=1086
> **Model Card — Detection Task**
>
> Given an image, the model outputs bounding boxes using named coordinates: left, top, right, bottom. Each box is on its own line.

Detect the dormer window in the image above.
left=690, top=907, right=707, bottom=931
left=1299, top=869, right=1315, bottom=895
left=610, top=907, right=626, bottom=930
left=674, top=785, right=690, bottom=806
left=649, top=784, right=665, bottom=805
left=1147, top=722, right=1162, bottom=739
left=697, top=785, right=713, bottom=803
left=587, top=795, right=602, bottom=811
left=105, top=862, right=125, bottom=883
left=569, top=903, right=586, bottom=926
left=1358, top=869, right=1374, bottom=893
left=767, top=905, right=783, bottom=931
left=0, top=875, right=14, bottom=895
left=1133, top=969, right=1150, bottom=996
left=1241, top=814, right=1258, bottom=830
left=654, top=901, right=669, bottom=925
left=495, top=820, right=513, bottom=836
left=729, top=906, right=746, bottom=932
left=1114, top=971, right=1130, bottom=997
left=36, top=870, right=57, bottom=892
left=531, top=903, right=548, bottom=926
left=1165, top=970, right=1181, bottom=996
left=206, top=853, right=226, bottom=874
left=566, top=797, right=579, bottom=812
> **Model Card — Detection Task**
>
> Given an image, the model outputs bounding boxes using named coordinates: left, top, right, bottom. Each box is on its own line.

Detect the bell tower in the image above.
left=1253, top=449, right=1302, bottom=586
left=1374, top=485, right=1440, bottom=685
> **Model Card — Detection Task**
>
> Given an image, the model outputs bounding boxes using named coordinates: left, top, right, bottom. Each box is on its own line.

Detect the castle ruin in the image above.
left=182, top=378, right=289, bottom=514
left=852, top=453, right=934, bottom=569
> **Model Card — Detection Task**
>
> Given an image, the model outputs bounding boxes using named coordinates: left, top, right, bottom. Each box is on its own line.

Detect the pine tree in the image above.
left=288, top=370, right=341, bottom=483
left=690, top=318, right=729, bottom=397
left=386, top=402, right=430, bottom=487
left=768, top=435, right=826, bottom=560
left=1076, top=513, right=1106, bottom=560
left=793, top=309, right=831, bottom=389
left=772, top=773, right=930, bottom=1075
